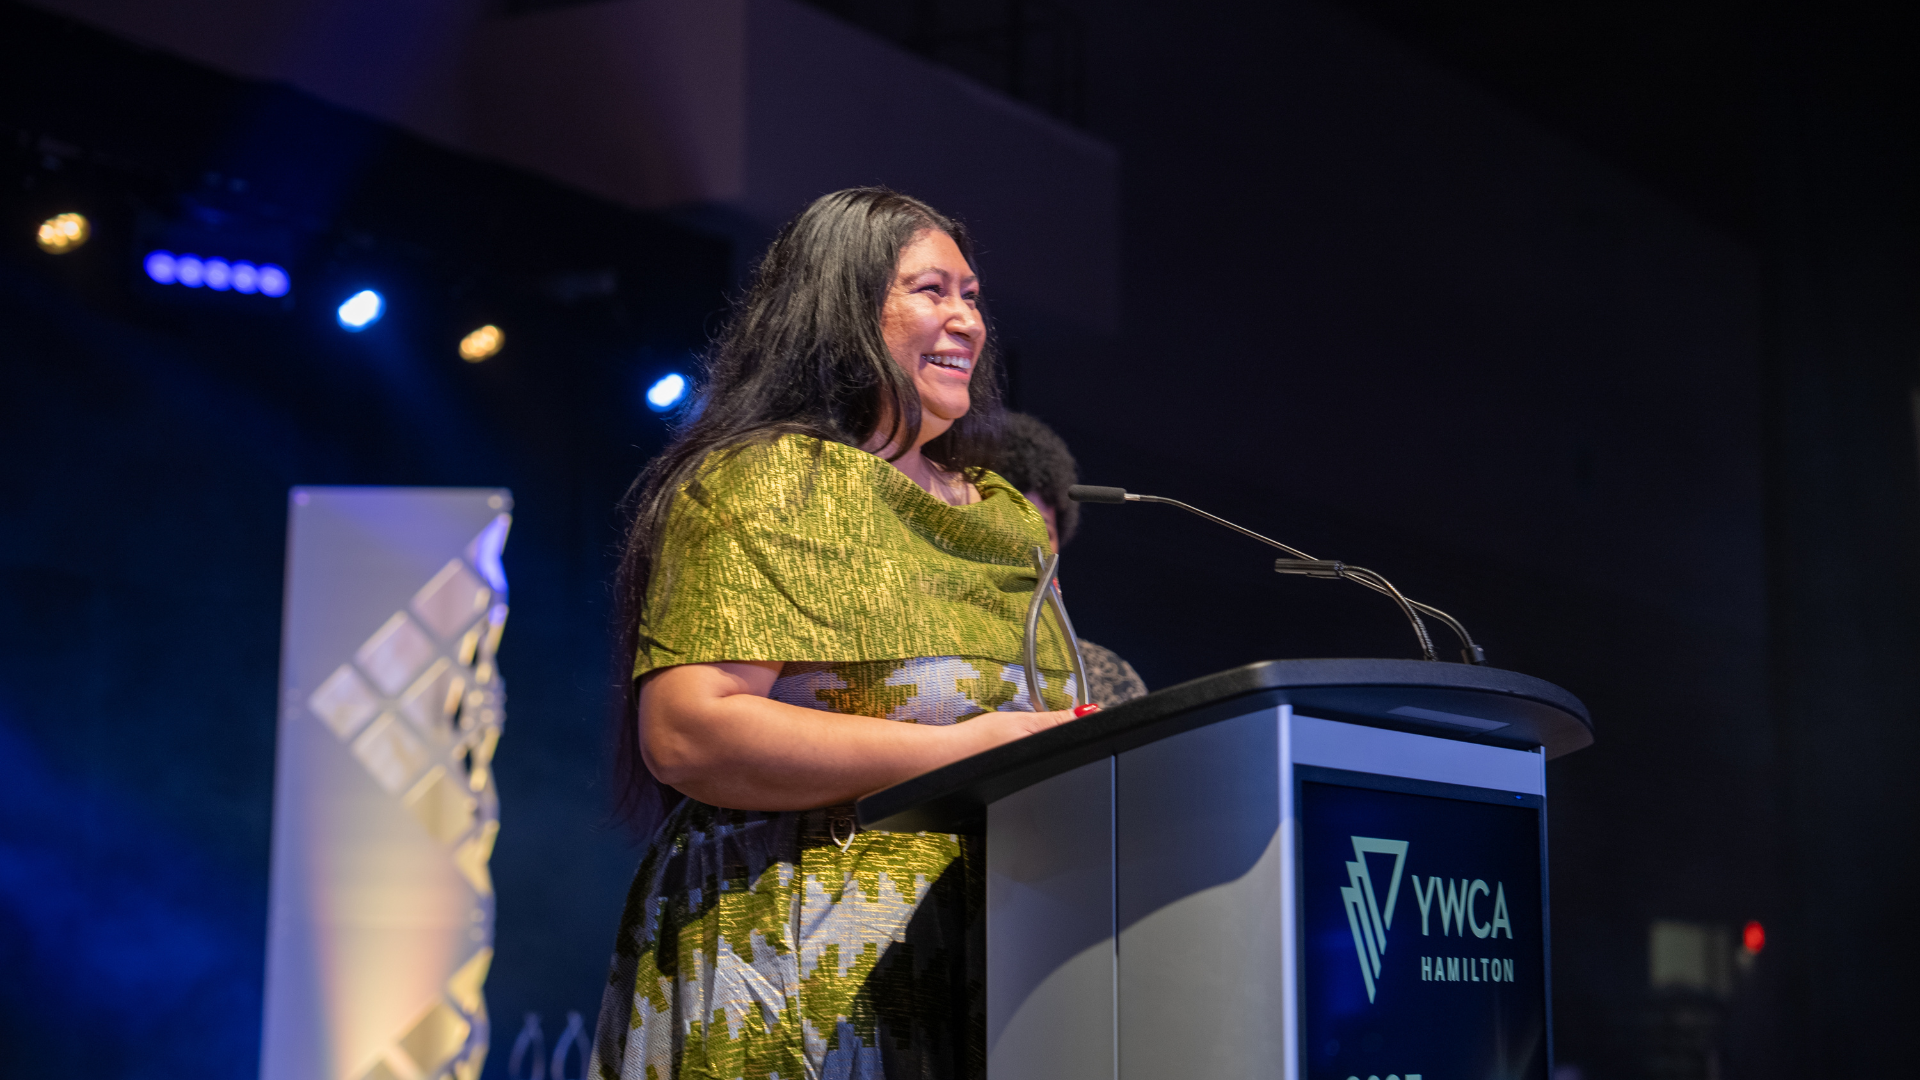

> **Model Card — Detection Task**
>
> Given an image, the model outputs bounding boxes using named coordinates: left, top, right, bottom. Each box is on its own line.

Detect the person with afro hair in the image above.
left=997, top=413, right=1148, bottom=704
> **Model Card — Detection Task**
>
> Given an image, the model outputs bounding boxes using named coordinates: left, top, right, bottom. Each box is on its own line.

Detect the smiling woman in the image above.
left=591, top=189, right=1096, bottom=1080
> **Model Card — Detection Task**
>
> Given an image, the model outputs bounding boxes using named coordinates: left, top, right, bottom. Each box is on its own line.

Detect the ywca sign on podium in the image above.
left=1302, top=774, right=1547, bottom=1080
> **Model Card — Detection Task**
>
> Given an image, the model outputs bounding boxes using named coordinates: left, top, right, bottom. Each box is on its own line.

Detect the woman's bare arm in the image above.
left=639, top=660, right=1084, bottom=810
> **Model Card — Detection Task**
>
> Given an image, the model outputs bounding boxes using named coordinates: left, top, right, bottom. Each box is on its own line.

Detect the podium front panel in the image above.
left=982, top=702, right=1552, bottom=1080
left=987, top=757, right=1116, bottom=1080
left=1117, top=709, right=1290, bottom=1078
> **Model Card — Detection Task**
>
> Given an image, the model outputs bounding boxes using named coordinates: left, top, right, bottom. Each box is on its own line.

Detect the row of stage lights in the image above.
left=146, top=250, right=290, bottom=296
left=35, top=212, right=691, bottom=408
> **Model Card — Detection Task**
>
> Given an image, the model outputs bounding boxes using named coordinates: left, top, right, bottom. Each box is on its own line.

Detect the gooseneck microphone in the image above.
left=1067, top=485, right=1486, bottom=665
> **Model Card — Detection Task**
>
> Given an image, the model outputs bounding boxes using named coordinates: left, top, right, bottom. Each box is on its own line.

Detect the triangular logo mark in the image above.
left=1339, top=836, right=1409, bottom=1003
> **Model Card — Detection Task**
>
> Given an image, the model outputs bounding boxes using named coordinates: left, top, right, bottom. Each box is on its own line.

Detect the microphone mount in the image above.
left=1022, top=546, right=1093, bottom=711
left=1067, top=485, right=1486, bottom=665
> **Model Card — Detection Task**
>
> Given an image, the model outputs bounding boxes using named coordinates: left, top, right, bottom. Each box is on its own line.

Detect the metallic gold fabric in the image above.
left=595, top=436, right=1077, bottom=1080
left=635, top=434, right=1073, bottom=677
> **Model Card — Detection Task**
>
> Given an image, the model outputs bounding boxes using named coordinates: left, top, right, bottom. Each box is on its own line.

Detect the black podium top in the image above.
left=856, top=658, right=1591, bottom=833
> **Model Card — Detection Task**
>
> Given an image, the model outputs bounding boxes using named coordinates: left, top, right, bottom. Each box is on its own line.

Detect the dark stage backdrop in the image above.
left=6, top=1, right=1917, bottom=1078
left=0, top=8, right=728, bottom=1076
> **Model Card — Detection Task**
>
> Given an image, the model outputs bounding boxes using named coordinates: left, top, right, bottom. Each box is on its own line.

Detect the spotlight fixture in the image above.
left=646, top=372, right=689, bottom=412
left=337, top=290, right=385, bottom=331
left=37, top=212, right=90, bottom=254
left=145, top=251, right=290, bottom=296
left=459, top=325, right=504, bottom=362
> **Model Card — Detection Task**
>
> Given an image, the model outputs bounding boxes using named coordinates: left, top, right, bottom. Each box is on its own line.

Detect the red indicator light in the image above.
left=1743, top=920, right=1765, bottom=954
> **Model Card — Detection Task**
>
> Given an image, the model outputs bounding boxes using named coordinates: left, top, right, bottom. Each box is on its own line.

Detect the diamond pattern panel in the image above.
left=446, top=947, right=494, bottom=1015
left=398, top=1000, right=472, bottom=1077
left=465, top=727, right=500, bottom=790
left=412, top=559, right=491, bottom=641
left=401, top=658, right=464, bottom=738
left=289, top=510, right=509, bottom=1080
left=465, top=513, right=511, bottom=592
left=456, top=624, right=483, bottom=666
left=352, top=713, right=433, bottom=794
left=449, top=1020, right=489, bottom=1080
left=356, top=613, right=437, bottom=696
left=406, top=766, right=478, bottom=845
left=310, top=664, right=381, bottom=740
left=473, top=605, right=507, bottom=685
left=358, top=1058, right=406, bottom=1080
left=453, top=821, right=499, bottom=897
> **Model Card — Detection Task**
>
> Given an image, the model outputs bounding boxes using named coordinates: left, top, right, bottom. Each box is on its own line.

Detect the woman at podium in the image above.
left=590, top=188, right=1093, bottom=1080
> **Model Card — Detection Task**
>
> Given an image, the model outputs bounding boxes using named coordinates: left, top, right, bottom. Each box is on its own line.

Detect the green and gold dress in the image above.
left=590, top=434, right=1078, bottom=1080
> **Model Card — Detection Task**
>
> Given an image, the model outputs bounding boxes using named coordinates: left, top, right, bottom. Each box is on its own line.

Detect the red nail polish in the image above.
left=1073, top=703, right=1102, bottom=717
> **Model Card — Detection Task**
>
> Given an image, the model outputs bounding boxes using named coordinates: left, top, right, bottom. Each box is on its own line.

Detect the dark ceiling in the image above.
left=1330, top=0, right=1911, bottom=244
left=794, top=0, right=1911, bottom=246
left=1328, top=0, right=1764, bottom=241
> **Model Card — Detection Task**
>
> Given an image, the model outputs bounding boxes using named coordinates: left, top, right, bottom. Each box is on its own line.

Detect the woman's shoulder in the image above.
left=971, top=468, right=1020, bottom=500
left=689, top=433, right=834, bottom=490
left=680, top=434, right=887, bottom=524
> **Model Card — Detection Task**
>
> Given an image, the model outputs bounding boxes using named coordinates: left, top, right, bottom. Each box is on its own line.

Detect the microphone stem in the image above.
left=1339, top=565, right=1437, bottom=662
left=1126, top=495, right=1317, bottom=561
left=1405, top=598, right=1484, bottom=664
left=1131, top=494, right=1480, bottom=663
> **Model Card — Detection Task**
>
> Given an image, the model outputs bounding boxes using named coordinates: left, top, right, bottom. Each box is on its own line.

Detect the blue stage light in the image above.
left=144, top=251, right=291, bottom=298
left=144, top=251, right=177, bottom=284
left=646, top=372, right=688, bottom=412
left=257, top=265, right=290, bottom=297
left=337, top=290, right=385, bottom=331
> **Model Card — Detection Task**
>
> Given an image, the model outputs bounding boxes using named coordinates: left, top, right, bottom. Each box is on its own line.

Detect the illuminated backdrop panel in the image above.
left=261, top=488, right=512, bottom=1080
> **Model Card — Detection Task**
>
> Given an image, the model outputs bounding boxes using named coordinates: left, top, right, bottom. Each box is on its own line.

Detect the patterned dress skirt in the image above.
left=589, top=656, right=1075, bottom=1080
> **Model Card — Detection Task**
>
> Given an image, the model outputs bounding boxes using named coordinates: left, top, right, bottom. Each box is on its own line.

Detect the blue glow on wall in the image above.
left=646, top=372, right=688, bottom=412
left=144, top=251, right=290, bottom=297
left=336, top=290, right=385, bottom=331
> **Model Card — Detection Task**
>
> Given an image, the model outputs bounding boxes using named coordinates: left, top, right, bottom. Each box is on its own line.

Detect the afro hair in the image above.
left=995, top=412, right=1080, bottom=544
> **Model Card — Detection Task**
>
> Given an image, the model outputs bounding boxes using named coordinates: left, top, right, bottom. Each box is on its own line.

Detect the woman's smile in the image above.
left=922, top=352, right=973, bottom=375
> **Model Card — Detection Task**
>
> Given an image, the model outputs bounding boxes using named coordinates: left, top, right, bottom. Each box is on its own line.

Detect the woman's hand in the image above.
left=639, top=660, right=1096, bottom=811
left=949, top=705, right=1088, bottom=755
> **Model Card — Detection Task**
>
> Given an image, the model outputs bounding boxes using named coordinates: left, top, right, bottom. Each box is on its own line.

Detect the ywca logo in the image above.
left=1338, top=836, right=1409, bottom=1003
left=1338, top=835, right=1519, bottom=1003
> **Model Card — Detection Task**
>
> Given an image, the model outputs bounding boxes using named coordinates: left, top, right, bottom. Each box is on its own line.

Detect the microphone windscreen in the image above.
left=1068, top=485, right=1129, bottom=504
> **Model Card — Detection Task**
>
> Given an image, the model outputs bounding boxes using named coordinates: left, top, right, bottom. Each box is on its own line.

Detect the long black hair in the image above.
left=610, top=187, right=1007, bottom=834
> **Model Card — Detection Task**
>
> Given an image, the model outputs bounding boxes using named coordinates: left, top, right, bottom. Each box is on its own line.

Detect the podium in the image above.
left=857, top=659, right=1592, bottom=1080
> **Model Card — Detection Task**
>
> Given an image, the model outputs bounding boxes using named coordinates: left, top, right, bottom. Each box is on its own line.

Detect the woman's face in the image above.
left=880, top=229, right=983, bottom=448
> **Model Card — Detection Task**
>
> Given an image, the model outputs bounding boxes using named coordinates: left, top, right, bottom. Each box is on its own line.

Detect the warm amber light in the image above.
left=36, top=212, right=90, bottom=254
left=458, top=325, right=503, bottom=362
